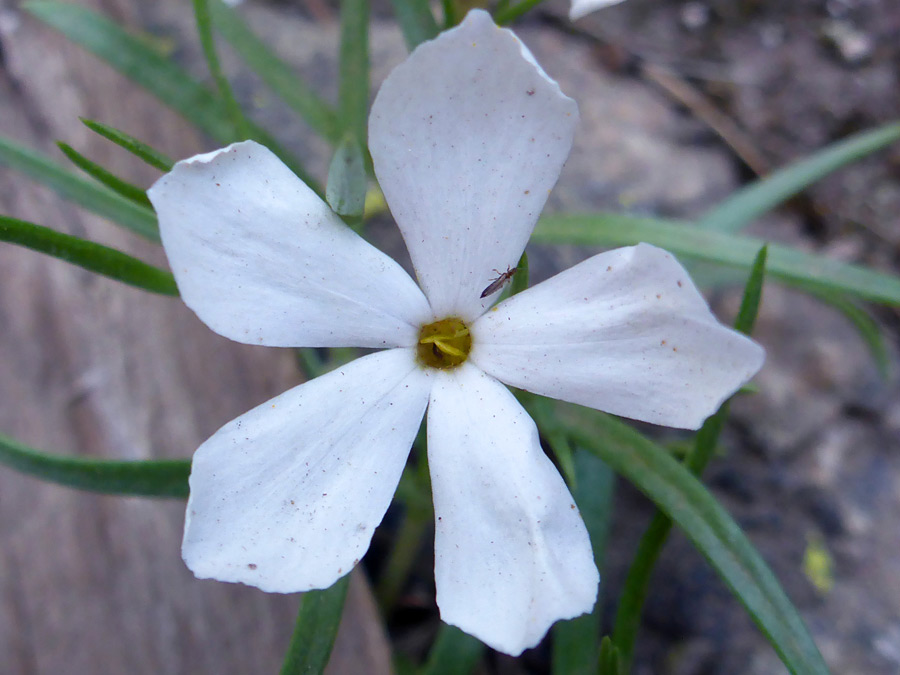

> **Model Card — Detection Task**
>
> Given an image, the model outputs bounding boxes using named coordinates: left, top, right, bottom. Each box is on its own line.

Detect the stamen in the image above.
left=431, top=339, right=466, bottom=358
left=416, top=317, right=472, bottom=369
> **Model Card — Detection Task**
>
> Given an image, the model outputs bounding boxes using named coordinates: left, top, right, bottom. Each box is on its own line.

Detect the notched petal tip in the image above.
left=427, top=365, right=599, bottom=655
left=472, top=243, right=768, bottom=430
left=181, top=350, right=431, bottom=594
left=148, top=139, right=429, bottom=349
left=148, top=140, right=263, bottom=198
left=369, top=8, right=579, bottom=321
left=460, top=10, right=578, bottom=114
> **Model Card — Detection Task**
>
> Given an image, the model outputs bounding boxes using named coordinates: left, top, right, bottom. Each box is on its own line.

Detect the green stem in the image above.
left=192, top=0, right=251, bottom=140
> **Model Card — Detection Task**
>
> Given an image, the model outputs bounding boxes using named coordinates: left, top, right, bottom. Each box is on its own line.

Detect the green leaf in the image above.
left=805, top=288, right=890, bottom=379
left=533, top=213, right=900, bottom=306
left=441, top=0, right=458, bottom=28
left=495, top=0, right=547, bottom=25
left=192, top=0, right=251, bottom=141
left=699, top=122, right=900, bottom=233
left=552, top=450, right=615, bottom=675
left=57, top=142, right=152, bottom=208
left=550, top=406, right=829, bottom=675
left=390, top=0, right=439, bottom=51
left=0, top=431, right=189, bottom=498
left=338, top=0, right=370, bottom=151
left=0, top=216, right=177, bottom=295
left=0, top=136, right=159, bottom=240
left=208, top=0, right=339, bottom=142
left=280, top=575, right=351, bottom=675
left=732, top=245, right=768, bottom=335
left=611, top=248, right=768, bottom=670
left=81, top=118, right=174, bottom=172
left=25, top=1, right=321, bottom=196
left=598, top=636, right=622, bottom=675
left=326, top=134, right=367, bottom=219
left=421, top=625, right=484, bottom=675
left=508, top=251, right=529, bottom=297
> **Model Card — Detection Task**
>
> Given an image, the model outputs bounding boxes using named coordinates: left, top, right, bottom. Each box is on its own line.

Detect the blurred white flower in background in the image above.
left=570, top=0, right=628, bottom=21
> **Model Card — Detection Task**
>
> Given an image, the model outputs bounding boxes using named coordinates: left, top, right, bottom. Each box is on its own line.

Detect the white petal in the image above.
left=148, top=141, right=430, bottom=348
left=182, top=349, right=431, bottom=592
left=569, top=0, right=627, bottom=21
left=427, top=364, right=598, bottom=656
left=369, top=10, right=578, bottom=322
left=471, top=244, right=765, bottom=430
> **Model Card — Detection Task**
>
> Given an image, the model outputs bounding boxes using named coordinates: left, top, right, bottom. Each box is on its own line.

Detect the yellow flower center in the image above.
left=417, top=317, right=472, bottom=369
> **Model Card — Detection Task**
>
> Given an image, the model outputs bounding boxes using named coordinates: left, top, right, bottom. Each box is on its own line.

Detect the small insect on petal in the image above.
left=480, top=266, right=518, bottom=298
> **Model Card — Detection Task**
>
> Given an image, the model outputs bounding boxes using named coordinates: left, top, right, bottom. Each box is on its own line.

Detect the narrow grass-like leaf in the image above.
left=193, top=0, right=251, bottom=141
left=552, top=450, right=615, bottom=675
left=0, top=216, right=177, bottom=295
left=731, top=246, right=768, bottom=334
left=534, top=213, right=900, bottom=306
left=26, top=1, right=321, bottom=195
left=280, top=575, right=350, bottom=675
left=699, top=122, right=900, bottom=233
left=441, top=0, right=458, bottom=27
left=421, top=625, right=485, bottom=675
left=0, top=432, right=189, bottom=498
left=208, top=0, right=339, bottom=142
left=495, top=0, right=547, bottom=24
left=0, top=136, right=159, bottom=240
left=390, top=0, right=439, bottom=50
left=81, top=118, right=174, bottom=172
left=546, top=406, right=829, bottom=675
left=338, top=0, right=369, bottom=151
left=326, top=134, right=367, bottom=218
left=26, top=1, right=232, bottom=143
left=805, top=288, right=890, bottom=378
left=57, top=142, right=152, bottom=208
left=509, top=251, right=529, bottom=296
left=611, top=247, right=768, bottom=670
left=598, top=636, right=622, bottom=675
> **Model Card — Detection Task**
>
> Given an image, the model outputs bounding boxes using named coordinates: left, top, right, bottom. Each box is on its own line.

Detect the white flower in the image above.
left=570, top=0, right=627, bottom=21
left=148, top=9, right=763, bottom=656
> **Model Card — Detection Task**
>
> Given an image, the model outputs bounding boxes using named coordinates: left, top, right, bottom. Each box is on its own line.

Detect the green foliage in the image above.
left=0, top=216, right=177, bottom=295
left=534, top=213, right=900, bottom=306
left=81, top=118, right=174, bottom=172
left=548, top=406, right=829, bottom=675
left=25, top=1, right=321, bottom=194
left=208, top=0, right=339, bottom=141
left=421, top=625, right=485, bottom=675
left=326, top=134, right=367, bottom=220
left=390, top=0, right=440, bottom=50
left=57, top=142, right=152, bottom=208
left=598, top=636, right=622, bottom=675
left=611, top=248, right=768, bottom=671
left=699, top=122, right=900, bottom=233
left=338, top=0, right=370, bottom=152
left=495, top=0, right=547, bottom=25
left=0, top=136, right=159, bottom=240
left=280, top=576, right=351, bottom=675
left=193, top=0, right=251, bottom=141
left=0, top=432, right=189, bottom=498
left=552, top=451, right=615, bottom=675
